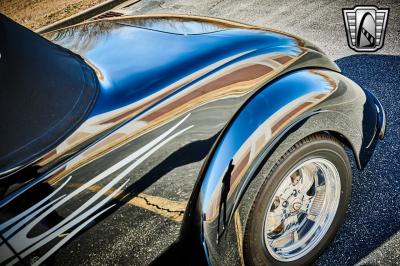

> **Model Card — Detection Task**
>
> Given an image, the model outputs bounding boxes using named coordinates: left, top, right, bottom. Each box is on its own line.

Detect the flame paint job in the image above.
left=0, top=15, right=385, bottom=265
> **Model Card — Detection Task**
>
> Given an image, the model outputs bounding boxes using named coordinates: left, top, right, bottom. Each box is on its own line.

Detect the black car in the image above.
left=0, top=14, right=385, bottom=265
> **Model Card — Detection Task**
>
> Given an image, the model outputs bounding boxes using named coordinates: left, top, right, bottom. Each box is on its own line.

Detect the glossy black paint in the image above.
left=189, top=69, right=384, bottom=264
left=0, top=15, right=384, bottom=265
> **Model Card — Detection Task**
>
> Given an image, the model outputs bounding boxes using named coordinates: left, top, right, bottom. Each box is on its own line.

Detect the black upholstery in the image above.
left=0, top=14, right=98, bottom=177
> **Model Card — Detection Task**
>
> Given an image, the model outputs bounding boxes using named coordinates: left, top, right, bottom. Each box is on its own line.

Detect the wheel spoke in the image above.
left=275, top=228, right=300, bottom=250
left=283, top=214, right=298, bottom=231
left=308, top=186, right=326, bottom=217
left=292, top=230, right=299, bottom=243
left=300, top=194, right=314, bottom=213
left=266, top=204, right=287, bottom=237
left=266, top=215, right=284, bottom=235
left=298, top=167, right=315, bottom=193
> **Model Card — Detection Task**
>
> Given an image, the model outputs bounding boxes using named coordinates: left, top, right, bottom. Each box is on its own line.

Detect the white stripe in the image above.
left=5, top=113, right=190, bottom=248
left=4, top=194, right=66, bottom=238
left=16, top=124, right=193, bottom=259
left=33, top=204, right=115, bottom=266
left=3, top=114, right=193, bottom=263
left=0, top=176, right=71, bottom=232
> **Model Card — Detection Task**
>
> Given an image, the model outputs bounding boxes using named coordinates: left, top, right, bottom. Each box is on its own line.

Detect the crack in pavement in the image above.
left=66, top=182, right=186, bottom=222
left=137, top=195, right=185, bottom=214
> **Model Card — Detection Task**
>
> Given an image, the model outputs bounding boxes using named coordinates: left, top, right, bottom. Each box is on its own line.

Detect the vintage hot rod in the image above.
left=0, top=13, right=385, bottom=265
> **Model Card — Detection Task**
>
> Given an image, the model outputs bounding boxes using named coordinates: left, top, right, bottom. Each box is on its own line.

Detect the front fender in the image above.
left=193, top=69, right=384, bottom=264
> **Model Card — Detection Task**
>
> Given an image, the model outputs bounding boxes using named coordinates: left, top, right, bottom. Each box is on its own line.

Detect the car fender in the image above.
left=191, top=68, right=384, bottom=264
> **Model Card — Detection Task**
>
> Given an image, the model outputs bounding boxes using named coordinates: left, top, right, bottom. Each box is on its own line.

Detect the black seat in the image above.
left=0, top=14, right=98, bottom=178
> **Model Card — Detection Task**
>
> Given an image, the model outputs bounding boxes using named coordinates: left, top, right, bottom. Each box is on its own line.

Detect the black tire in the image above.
left=243, top=133, right=352, bottom=266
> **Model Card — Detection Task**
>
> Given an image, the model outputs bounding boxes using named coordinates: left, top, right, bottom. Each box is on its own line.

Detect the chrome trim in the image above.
left=374, top=97, right=386, bottom=140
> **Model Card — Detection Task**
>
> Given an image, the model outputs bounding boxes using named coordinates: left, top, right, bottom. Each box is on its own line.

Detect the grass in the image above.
left=0, top=0, right=108, bottom=30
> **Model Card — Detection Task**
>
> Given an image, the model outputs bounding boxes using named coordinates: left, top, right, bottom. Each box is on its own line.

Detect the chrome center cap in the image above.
left=292, top=201, right=302, bottom=212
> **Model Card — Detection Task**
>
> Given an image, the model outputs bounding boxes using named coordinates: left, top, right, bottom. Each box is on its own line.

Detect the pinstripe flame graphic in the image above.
left=0, top=114, right=193, bottom=265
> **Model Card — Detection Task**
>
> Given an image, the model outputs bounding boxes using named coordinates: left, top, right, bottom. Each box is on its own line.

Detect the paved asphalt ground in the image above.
left=322, top=55, right=400, bottom=265
left=77, top=0, right=399, bottom=265
left=115, top=0, right=400, bottom=265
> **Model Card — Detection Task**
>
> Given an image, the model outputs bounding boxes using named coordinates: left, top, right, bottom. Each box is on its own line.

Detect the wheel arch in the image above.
left=184, top=68, right=382, bottom=264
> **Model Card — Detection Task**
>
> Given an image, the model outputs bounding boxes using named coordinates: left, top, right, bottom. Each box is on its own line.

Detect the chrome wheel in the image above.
left=264, top=158, right=341, bottom=262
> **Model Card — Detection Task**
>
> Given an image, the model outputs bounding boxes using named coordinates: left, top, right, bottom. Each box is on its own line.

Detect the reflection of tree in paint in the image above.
left=218, top=159, right=234, bottom=237
left=117, top=17, right=229, bottom=34
left=44, top=17, right=228, bottom=55
left=45, top=21, right=118, bottom=54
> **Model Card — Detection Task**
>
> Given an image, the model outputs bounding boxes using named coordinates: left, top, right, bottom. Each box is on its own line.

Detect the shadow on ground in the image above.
left=316, top=54, right=400, bottom=265
left=150, top=55, right=400, bottom=266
